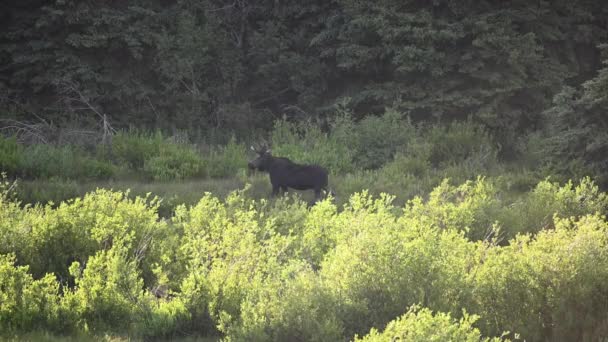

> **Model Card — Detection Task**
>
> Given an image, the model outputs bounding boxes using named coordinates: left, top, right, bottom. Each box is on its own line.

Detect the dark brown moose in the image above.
left=248, top=144, right=333, bottom=202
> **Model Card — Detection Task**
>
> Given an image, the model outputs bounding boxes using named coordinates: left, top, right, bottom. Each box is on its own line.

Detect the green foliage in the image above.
left=425, top=121, right=498, bottom=169
left=271, top=118, right=354, bottom=174
left=66, top=247, right=146, bottom=333
left=204, top=137, right=248, bottom=178
left=174, top=191, right=298, bottom=335
left=0, top=136, right=21, bottom=176
left=354, top=307, right=502, bottom=342
left=502, top=177, right=608, bottom=236
left=470, top=214, right=608, bottom=340
left=333, top=110, right=415, bottom=170
left=143, top=143, right=205, bottom=181
left=19, top=144, right=114, bottom=180
left=0, top=189, right=167, bottom=284
left=533, top=47, right=608, bottom=186
left=0, top=172, right=18, bottom=203
left=229, top=268, right=344, bottom=342
left=112, top=131, right=247, bottom=180
left=0, top=254, right=62, bottom=333
left=321, top=191, right=475, bottom=337
left=111, top=131, right=164, bottom=170
left=403, top=178, right=502, bottom=241
left=2, top=179, right=608, bottom=340
left=1, top=0, right=607, bottom=167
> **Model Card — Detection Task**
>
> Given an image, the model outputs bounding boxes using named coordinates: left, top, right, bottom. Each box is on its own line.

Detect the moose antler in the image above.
left=250, top=139, right=271, bottom=154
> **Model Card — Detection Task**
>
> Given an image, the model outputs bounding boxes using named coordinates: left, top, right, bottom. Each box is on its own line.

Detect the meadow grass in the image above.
left=16, top=163, right=540, bottom=217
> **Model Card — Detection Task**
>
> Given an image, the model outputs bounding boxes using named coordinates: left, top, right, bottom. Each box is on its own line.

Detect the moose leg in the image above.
left=280, top=186, right=288, bottom=195
left=313, top=188, right=322, bottom=203
left=271, top=184, right=280, bottom=197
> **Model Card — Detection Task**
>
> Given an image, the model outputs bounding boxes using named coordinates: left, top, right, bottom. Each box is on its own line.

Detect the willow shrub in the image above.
left=501, top=177, right=608, bottom=235
left=270, top=118, right=354, bottom=174
left=1, top=179, right=608, bottom=340
left=354, top=307, right=504, bottom=342
left=0, top=254, right=63, bottom=333
left=111, top=130, right=164, bottom=170
left=470, top=214, right=608, bottom=341
left=320, top=191, right=476, bottom=338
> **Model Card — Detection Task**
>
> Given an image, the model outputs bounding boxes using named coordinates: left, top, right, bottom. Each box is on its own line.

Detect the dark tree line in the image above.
left=1, top=0, right=607, bottom=140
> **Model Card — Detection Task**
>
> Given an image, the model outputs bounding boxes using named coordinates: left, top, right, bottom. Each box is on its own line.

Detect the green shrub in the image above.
left=0, top=189, right=167, bottom=285
left=335, top=110, right=415, bottom=170
left=271, top=119, right=354, bottom=173
left=143, top=143, right=205, bottom=180
left=140, top=297, right=191, bottom=339
left=66, top=247, right=147, bottom=333
left=403, top=178, right=503, bottom=241
left=0, top=136, right=21, bottom=176
left=229, top=268, right=344, bottom=342
left=375, top=156, right=436, bottom=203
left=0, top=254, right=63, bottom=333
left=175, top=192, right=293, bottom=334
left=1, top=178, right=608, bottom=340
left=205, top=137, right=248, bottom=178
left=425, top=120, right=497, bottom=168
left=502, top=177, right=608, bottom=235
left=111, top=130, right=164, bottom=170
left=320, top=191, right=475, bottom=338
left=354, top=307, right=503, bottom=342
left=470, top=214, right=608, bottom=341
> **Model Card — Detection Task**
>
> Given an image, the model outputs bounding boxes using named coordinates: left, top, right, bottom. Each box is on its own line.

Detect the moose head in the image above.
left=248, top=142, right=272, bottom=171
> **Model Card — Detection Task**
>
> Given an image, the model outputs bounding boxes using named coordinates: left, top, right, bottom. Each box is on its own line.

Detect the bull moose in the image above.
left=248, top=144, right=333, bottom=202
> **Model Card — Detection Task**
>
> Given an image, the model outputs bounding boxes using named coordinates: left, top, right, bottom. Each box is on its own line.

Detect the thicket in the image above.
left=1, top=174, right=607, bottom=341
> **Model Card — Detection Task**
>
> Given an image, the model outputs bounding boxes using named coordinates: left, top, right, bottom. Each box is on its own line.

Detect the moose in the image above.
left=248, top=144, right=333, bottom=202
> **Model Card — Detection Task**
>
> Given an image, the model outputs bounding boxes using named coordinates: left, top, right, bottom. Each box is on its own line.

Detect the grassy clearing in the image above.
left=16, top=165, right=541, bottom=219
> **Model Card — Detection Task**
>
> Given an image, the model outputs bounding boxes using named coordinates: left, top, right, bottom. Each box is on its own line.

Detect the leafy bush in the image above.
left=143, top=143, right=205, bottom=180
left=204, top=137, right=248, bottom=178
left=354, top=307, right=502, bottom=342
left=111, top=130, right=164, bottom=170
left=470, top=214, right=608, bottom=340
left=334, top=110, right=415, bottom=170
left=66, top=247, right=146, bottom=333
left=0, top=189, right=167, bottom=284
left=320, top=191, right=474, bottom=337
left=174, top=191, right=298, bottom=335
left=0, top=136, right=21, bottom=176
left=403, top=178, right=503, bottom=241
left=229, top=268, right=344, bottom=342
left=271, top=118, right=354, bottom=173
left=502, top=177, right=608, bottom=235
left=0, top=254, right=63, bottom=333
left=424, top=120, right=497, bottom=168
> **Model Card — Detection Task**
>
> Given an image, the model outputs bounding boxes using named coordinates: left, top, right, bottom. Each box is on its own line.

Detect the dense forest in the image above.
left=1, top=0, right=608, bottom=341
left=2, top=1, right=607, bottom=131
